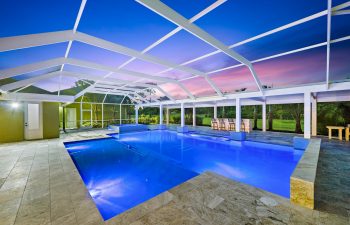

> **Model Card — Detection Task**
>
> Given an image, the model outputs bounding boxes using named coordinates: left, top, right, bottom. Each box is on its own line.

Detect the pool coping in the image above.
left=290, top=138, right=321, bottom=209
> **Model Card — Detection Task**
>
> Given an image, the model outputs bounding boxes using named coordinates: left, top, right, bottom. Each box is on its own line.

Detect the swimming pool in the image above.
left=65, top=130, right=303, bottom=220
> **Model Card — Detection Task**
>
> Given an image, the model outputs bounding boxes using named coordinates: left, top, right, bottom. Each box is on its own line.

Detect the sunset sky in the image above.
left=0, top=0, right=349, bottom=98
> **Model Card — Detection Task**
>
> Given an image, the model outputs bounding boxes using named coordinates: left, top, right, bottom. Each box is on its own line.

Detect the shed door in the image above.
left=24, top=103, right=43, bottom=140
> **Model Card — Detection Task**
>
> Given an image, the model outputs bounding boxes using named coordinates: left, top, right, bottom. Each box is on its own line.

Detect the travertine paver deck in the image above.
left=0, top=129, right=349, bottom=225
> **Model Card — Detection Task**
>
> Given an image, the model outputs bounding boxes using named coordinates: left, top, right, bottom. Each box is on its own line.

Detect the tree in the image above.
left=283, top=104, right=303, bottom=133
left=253, top=105, right=258, bottom=130
left=268, top=105, right=273, bottom=131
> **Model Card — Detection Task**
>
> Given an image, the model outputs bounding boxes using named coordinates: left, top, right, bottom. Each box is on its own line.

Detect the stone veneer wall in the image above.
left=290, top=138, right=321, bottom=209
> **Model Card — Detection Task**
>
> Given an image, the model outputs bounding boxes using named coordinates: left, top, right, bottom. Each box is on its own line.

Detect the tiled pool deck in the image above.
left=0, top=129, right=349, bottom=225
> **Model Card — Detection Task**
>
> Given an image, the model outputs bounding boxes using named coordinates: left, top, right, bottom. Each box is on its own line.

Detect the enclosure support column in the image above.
left=214, top=105, right=217, bottom=119
left=90, top=103, right=93, bottom=127
left=193, top=106, right=196, bottom=127
left=262, top=101, right=266, bottom=132
left=159, top=104, right=163, bottom=125
left=181, top=103, right=185, bottom=127
left=101, top=103, right=104, bottom=128
left=135, top=106, right=139, bottom=124
left=235, top=98, right=241, bottom=132
left=304, top=92, right=311, bottom=139
left=166, top=108, right=169, bottom=125
left=119, top=104, right=122, bottom=125
left=311, top=95, right=317, bottom=136
left=80, top=100, right=83, bottom=128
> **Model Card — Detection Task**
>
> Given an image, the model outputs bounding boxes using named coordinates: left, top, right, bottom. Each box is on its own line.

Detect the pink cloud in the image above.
left=254, top=47, right=327, bottom=87
left=181, top=77, right=216, bottom=97
left=159, top=83, right=188, bottom=99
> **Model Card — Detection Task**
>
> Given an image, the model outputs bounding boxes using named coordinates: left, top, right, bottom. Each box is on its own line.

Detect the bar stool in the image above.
left=218, top=118, right=226, bottom=130
left=228, top=118, right=235, bottom=131
left=211, top=118, right=219, bottom=130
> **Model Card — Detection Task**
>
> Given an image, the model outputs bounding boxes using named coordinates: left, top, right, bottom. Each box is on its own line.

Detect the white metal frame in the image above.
left=0, top=0, right=349, bottom=107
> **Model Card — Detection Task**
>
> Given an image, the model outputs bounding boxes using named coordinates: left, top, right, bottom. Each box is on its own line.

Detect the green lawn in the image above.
left=256, top=119, right=303, bottom=132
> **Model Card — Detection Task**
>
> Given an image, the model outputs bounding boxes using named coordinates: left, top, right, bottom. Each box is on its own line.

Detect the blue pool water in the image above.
left=65, top=130, right=303, bottom=220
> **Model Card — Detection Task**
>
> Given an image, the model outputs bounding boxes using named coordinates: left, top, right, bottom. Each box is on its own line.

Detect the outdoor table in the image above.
left=326, top=126, right=344, bottom=140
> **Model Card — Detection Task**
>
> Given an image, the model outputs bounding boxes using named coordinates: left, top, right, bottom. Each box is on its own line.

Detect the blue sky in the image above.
left=0, top=0, right=349, bottom=96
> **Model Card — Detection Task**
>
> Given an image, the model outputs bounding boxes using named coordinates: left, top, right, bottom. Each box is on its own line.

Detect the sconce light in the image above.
left=11, top=102, right=20, bottom=108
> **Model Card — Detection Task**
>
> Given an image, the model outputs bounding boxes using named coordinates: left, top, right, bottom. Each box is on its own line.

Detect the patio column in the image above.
left=214, top=105, right=217, bottom=119
left=102, top=103, right=104, bottom=128
left=312, top=96, right=317, bottom=136
left=181, top=103, right=185, bottom=127
left=193, top=106, right=196, bottom=127
left=90, top=103, right=93, bottom=126
left=119, top=104, right=122, bottom=125
left=166, top=108, right=169, bottom=125
left=262, top=101, right=266, bottom=132
left=135, top=106, right=138, bottom=124
left=80, top=100, right=83, bottom=128
left=159, top=104, right=163, bottom=125
left=235, top=98, right=241, bottom=132
left=304, top=92, right=311, bottom=139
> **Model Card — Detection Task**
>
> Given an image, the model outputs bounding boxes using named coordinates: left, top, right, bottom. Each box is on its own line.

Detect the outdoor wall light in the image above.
left=11, top=102, right=20, bottom=108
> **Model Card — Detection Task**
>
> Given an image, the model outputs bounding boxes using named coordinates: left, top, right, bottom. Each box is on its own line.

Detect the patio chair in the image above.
left=228, top=118, right=235, bottom=131
left=211, top=118, right=219, bottom=130
left=218, top=118, right=226, bottom=130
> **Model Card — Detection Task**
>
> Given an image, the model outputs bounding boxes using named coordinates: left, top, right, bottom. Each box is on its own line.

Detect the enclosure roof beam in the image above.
left=65, top=58, right=176, bottom=83
left=92, top=88, right=139, bottom=98
left=74, top=32, right=208, bottom=78
left=116, top=0, right=226, bottom=70
left=0, top=57, right=65, bottom=80
left=158, top=1, right=350, bottom=76
left=326, top=0, right=332, bottom=89
left=0, top=30, right=74, bottom=52
left=182, top=35, right=350, bottom=79
left=74, top=32, right=223, bottom=96
left=138, top=81, right=350, bottom=107
left=89, top=90, right=141, bottom=104
left=1, top=29, right=216, bottom=93
left=63, top=71, right=176, bottom=101
left=64, top=58, right=194, bottom=100
left=137, top=0, right=258, bottom=94
left=62, top=71, right=160, bottom=88
left=59, top=0, right=88, bottom=96
left=0, top=92, right=74, bottom=102
left=0, top=71, right=62, bottom=92
left=332, top=9, right=350, bottom=15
